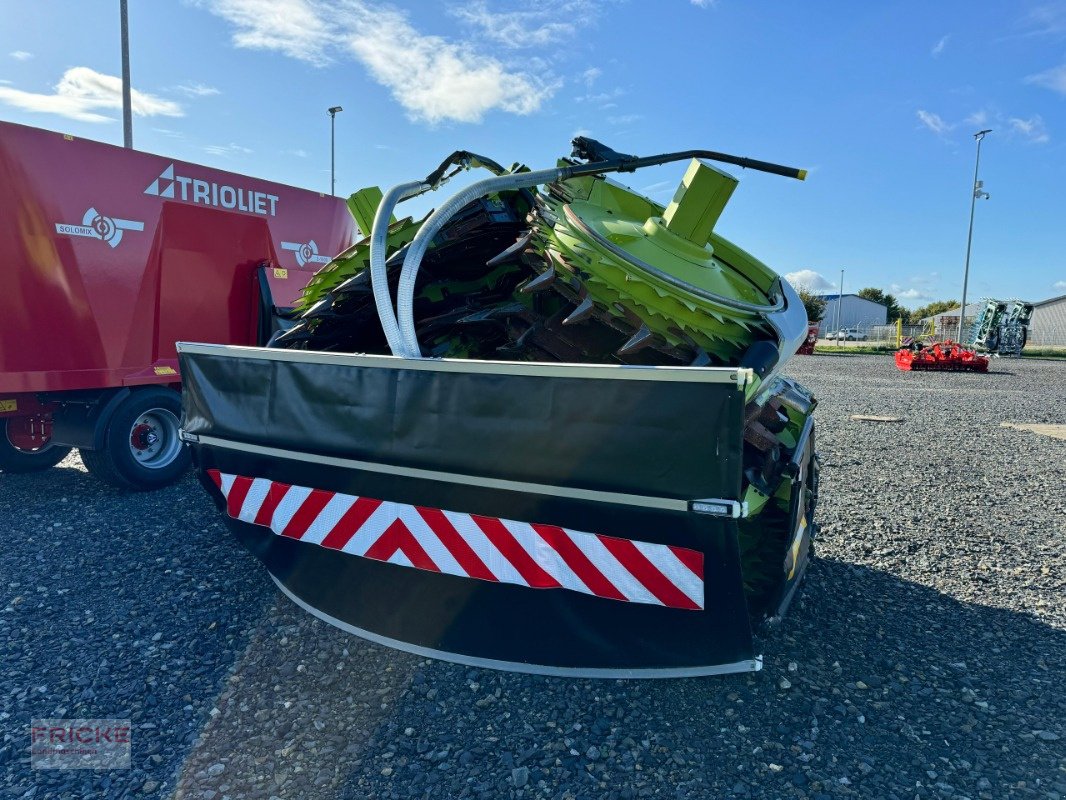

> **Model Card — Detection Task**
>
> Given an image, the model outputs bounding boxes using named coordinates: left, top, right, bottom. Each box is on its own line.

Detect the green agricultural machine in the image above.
left=179, top=139, right=819, bottom=676
left=970, top=298, right=1034, bottom=357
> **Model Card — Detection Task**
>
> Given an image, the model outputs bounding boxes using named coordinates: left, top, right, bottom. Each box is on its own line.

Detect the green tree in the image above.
left=857, top=287, right=905, bottom=322
left=796, top=287, right=826, bottom=323
left=908, top=299, right=958, bottom=322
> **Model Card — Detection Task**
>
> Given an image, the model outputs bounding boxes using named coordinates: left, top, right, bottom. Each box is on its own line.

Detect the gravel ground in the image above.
left=2, top=354, right=1064, bottom=800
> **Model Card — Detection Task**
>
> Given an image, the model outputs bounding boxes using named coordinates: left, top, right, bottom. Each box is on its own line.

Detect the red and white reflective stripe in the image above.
left=208, top=470, right=705, bottom=611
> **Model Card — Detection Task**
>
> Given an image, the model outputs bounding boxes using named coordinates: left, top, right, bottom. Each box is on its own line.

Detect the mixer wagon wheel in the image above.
left=79, top=387, right=190, bottom=490
left=0, top=416, right=72, bottom=473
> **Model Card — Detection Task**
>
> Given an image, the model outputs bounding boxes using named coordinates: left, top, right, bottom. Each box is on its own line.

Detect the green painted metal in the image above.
left=347, top=186, right=388, bottom=236
left=662, top=159, right=737, bottom=245
left=297, top=189, right=425, bottom=311
left=527, top=162, right=785, bottom=362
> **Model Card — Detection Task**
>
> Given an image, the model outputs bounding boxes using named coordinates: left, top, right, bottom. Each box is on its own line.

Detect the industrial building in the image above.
left=1029, top=294, right=1066, bottom=346
left=816, top=293, right=888, bottom=335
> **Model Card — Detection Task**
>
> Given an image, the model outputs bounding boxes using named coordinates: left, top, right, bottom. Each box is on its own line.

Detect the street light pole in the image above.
left=834, top=268, right=844, bottom=339
left=328, top=106, right=343, bottom=195
left=958, top=129, right=991, bottom=342
left=120, top=0, right=133, bottom=149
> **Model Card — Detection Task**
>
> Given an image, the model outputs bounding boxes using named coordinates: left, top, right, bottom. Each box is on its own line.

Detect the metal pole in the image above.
left=120, top=0, right=133, bottom=149
left=328, top=106, right=343, bottom=196
left=959, top=129, right=991, bottom=342
left=834, top=269, right=843, bottom=341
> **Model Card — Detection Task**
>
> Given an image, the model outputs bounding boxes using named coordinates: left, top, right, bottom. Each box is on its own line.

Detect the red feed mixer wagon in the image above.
left=0, top=121, right=357, bottom=488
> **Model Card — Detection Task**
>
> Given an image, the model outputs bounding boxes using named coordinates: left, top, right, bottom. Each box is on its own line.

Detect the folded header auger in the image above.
left=178, top=138, right=820, bottom=677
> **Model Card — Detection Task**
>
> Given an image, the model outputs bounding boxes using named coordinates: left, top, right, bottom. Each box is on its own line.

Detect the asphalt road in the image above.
left=2, top=355, right=1064, bottom=800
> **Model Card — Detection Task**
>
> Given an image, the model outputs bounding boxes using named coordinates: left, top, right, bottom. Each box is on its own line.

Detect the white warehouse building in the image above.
left=1029, top=294, right=1066, bottom=346
left=815, top=293, right=887, bottom=335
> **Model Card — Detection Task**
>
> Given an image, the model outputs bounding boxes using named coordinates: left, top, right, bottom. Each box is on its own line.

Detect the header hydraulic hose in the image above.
left=373, top=138, right=807, bottom=359
left=369, top=180, right=428, bottom=356
left=568, top=137, right=808, bottom=181
left=396, top=167, right=569, bottom=357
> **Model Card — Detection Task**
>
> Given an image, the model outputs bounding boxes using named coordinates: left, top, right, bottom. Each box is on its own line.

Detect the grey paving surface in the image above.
left=2, top=355, right=1064, bottom=799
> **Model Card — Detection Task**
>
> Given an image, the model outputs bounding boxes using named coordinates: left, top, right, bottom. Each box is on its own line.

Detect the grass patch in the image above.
left=811, top=345, right=896, bottom=356
left=1021, top=348, right=1066, bottom=360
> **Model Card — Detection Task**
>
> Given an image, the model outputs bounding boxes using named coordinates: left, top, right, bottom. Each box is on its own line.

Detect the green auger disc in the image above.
left=526, top=159, right=785, bottom=363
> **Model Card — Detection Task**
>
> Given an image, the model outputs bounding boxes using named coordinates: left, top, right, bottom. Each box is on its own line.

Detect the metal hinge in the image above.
left=690, top=499, right=748, bottom=518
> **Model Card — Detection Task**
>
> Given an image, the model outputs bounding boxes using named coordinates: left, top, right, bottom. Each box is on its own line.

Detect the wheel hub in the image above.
left=130, top=422, right=159, bottom=452
left=127, top=408, right=182, bottom=469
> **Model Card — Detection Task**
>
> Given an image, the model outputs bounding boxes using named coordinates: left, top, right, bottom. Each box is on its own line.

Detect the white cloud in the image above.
left=581, top=67, right=601, bottom=89
left=607, top=113, right=641, bottom=126
left=343, top=5, right=556, bottom=123
left=196, top=0, right=335, bottom=65
left=1053, top=280, right=1066, bottom=290
left=690, top=0, right=717, bottom=7
left=9, top=51, right=32, bottom=61
left=1017, top=4, right=1066, bottom=37
left=896, top=288, right=930, bottom=300
left=1009, top=114, right=1050, bottom=143
left=0, top=67, right=182, bottom=123
left=638, top=179, right=673, bottom=198
left=916, top=109, right=953, bottom=136
left=204, top=142, right=253, bottom=156
left=931, top=34, right=949, bottom=56
left=152, top=127, right=185, bottom=138
left=892, top=278, right=938, bottom=301
left=449, top=0, right=599, bottom=49
left=0, top=79, right=11, bottom=85
left=965, top=109, right=989, bottom=126
left=287, top=148, right=309, bottom=157
left=577, top=86, right=623, bottom=107
left=198, top=0, right=557, bottom=124
left=1025, top=63, right=1066, bottom=95
left=176, top=82, right=221, bottom=97
left=785, top=270, right=833, bottom=291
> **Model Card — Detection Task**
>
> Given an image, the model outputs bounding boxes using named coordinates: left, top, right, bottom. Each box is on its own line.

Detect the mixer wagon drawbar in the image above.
left=178, top=139, right=820, bottom=676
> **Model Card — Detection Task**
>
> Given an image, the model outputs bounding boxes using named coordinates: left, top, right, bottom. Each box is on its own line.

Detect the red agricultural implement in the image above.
left=895, top=340, right=989, bottom=372
left=0, top=121, right=356, bottom=488
left=795, top=323, right=819, bottom=355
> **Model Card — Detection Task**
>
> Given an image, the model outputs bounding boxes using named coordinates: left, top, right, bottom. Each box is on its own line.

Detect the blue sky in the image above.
left=2, top=0, right=1065, bottom=307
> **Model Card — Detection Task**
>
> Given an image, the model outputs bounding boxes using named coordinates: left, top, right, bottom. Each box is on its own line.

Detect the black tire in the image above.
left=0, top=418, right=72, bottom=473
left=79, top=387, right=189, bottom=490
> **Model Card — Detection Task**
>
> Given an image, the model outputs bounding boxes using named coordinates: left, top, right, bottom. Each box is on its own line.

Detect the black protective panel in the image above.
left=197, top=447, right=756, bottom=672
left=179, top=349, right=743, bottom=500
left=180, top=347, right=756, bottom=672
